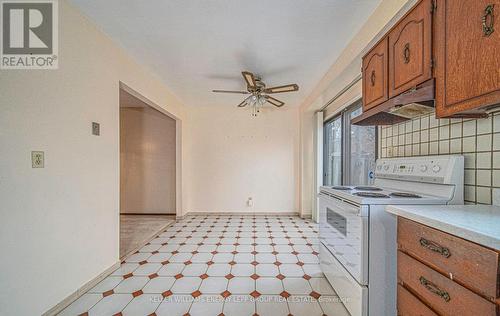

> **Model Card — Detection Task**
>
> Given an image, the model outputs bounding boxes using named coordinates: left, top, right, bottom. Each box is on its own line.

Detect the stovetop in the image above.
left=319, top=185, right=449, bottom=205
left=320, top=155, right=464, bottom=205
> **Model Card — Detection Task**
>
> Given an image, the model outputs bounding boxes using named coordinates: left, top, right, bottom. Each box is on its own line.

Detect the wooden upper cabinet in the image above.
left=388, top=0, right=433, bottom=98
left=435, top=0, right=500, bottom=117
left=362, top=37, right=389, bottom=110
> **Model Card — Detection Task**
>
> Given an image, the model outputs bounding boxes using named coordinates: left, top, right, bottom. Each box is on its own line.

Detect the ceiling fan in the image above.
left=212, top=71, right=299, bottom=116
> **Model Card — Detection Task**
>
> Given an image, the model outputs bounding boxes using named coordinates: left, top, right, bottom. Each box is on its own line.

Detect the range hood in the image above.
left=352, top=79, right=435, bottom=126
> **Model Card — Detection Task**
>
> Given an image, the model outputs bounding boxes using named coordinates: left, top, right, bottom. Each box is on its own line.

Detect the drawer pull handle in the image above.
left=419, top=237, right=451, bottom=258
left=482, top=4, right=495, bottom=36
left=370, top=70, right=376, bottom=86
left=419, top=276, right=451, bottom=302
left=403, top=43, right=411, bottom=64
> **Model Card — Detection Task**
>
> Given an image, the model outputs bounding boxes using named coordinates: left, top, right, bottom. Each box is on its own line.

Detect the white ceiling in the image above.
left=70, top=0, right=381, bottom=107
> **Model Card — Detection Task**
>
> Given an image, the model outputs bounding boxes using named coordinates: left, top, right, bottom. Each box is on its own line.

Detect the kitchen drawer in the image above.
left=398, top=217, right=500, bottom=299
left=398, top=251, right=498, bottom=315
left=397, top=284, right=438, bottom=316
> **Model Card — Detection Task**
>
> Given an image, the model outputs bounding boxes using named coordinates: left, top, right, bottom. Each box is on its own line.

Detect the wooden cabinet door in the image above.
left=362, top=37, right=389, bottom=110
left=435, top=0, right=500, bottom=117
left=388, top=0, right=433, bottom=98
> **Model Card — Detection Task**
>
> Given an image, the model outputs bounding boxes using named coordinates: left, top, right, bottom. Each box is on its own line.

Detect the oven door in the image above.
left=319, top=193, right=369, bottom=285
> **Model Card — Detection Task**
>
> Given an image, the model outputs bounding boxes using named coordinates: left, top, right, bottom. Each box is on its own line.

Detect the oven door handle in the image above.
left=319, top=193, right=368, bottom=217
left=332, top=201, right=367, bottom=217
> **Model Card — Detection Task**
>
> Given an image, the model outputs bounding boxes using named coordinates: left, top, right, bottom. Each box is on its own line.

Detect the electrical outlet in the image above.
left=247, top=197, right=253, bottom=207
left=31, top=151, right=44, bottom=168
left=92, top=122, right=100, bottom=136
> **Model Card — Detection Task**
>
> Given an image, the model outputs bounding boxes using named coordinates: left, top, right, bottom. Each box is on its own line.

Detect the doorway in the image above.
left=119, top=85, right=177, bottom=258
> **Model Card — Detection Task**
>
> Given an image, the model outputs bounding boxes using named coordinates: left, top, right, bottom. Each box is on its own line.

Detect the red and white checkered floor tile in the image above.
left=59, top=215, right=349, bottom=316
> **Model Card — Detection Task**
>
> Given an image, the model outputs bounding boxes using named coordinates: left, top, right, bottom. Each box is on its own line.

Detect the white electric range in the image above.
left=318, top=155, right=464, bottom=316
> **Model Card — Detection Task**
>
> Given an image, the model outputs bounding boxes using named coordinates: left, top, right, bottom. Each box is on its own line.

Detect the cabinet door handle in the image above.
left=419, top=237, right=451, bottom=258
left=419, top=276, right=451, bottom=302
left=370, top=70, right=376, bottom=86
left=482, top=4, right=495, bottom=36
left=403, top=43, right=411, bottom=64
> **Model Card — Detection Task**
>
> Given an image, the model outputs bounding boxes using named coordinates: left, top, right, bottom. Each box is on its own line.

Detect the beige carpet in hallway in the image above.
left=120, top=214, right=175, bottom=258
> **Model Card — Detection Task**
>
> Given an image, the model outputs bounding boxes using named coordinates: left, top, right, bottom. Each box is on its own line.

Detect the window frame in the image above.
left=323, top=113, right=343, bottom=186
left=323, top=99, right=378, bottom=186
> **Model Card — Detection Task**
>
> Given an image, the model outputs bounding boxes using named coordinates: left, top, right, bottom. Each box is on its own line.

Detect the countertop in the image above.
left=386, top=204, right=500, bottom=250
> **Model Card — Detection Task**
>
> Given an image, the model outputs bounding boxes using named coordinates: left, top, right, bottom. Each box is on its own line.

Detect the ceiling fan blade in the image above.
left=237, top=95, right=253, bottom=107
left=264, top=84, right=299, bottom=94
left=265, top=95, right=285, bottom=107
left=212, top=90, right=249, bottom=94
left=241, top=71, right=257, bottom=88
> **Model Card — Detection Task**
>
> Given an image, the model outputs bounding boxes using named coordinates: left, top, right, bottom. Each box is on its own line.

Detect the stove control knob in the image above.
left=383, top=165, right=390, bottom=171
left=432, top=165, right=441, bottom=173
left=420, top=165, right=428, bottom=172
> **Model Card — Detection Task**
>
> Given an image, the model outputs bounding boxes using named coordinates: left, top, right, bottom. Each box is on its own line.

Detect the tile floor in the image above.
left=60, top=215, right=349, bottom=316
left=120, top=215, right=175, bottom=258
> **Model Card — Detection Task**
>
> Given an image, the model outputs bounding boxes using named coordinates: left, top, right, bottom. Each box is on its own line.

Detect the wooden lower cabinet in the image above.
left=397, top=218, right=500, bottom=316
left=398, top=217, right=500, bottom=298
left=398, top=251, right=497, bottom=315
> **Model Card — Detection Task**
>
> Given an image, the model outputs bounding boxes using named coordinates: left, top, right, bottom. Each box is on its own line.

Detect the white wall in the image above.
left=298, top=0, right=414, bottom=218
left=120, top=106, right=176, bottom=214
left=0, top=1, right=189, bottom=314
left=186, top=105, right=300, bottom=213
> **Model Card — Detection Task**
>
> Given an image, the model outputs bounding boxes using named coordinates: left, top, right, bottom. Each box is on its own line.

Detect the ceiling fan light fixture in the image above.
left=211, top=70, right=298, bottom=116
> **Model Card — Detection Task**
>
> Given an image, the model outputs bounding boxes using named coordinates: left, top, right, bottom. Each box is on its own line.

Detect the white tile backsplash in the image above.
left=380, top=111, right=500, bottom=205
left=493, top=188, right=500, bottom=206
left=463, top=120, right=476, bottom=137
left=477, top=117, right=492, bottom=135
left=439, top=125, right=450, bottom=139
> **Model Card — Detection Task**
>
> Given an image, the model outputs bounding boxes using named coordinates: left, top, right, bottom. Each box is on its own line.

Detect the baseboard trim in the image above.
left=42, top=260, right=120, bottom=316
left=120, top=213, right=176, bottom=216
left=183, top=211, right=300, bottom=216
left=44, top=220, right=176, bottom=316
left=301, top=213, right=313, bottom=219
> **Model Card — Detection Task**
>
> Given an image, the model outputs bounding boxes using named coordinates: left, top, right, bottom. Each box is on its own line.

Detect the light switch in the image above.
left=31, top=151, right=44, bottom=168
left=92, top=122, right=100, bottom=136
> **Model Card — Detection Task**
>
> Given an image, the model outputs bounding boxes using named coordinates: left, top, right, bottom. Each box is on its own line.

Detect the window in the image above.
left=323, top=115, right=342, bottom=186
left=323, top=100, right=376, bottom=186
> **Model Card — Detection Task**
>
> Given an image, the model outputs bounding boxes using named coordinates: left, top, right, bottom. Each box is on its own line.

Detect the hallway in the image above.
left=120, top=215, right=175, bottom=258
left=59, top=215, right=349, bottom=316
